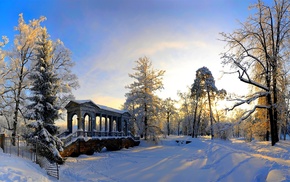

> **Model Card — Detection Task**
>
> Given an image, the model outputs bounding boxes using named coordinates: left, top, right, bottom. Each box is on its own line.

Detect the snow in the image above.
left=0, top=149, right=52, bottom=182
left=71, top=100, right=128, bottom=114
left=1, top=136, right=290, bottom=181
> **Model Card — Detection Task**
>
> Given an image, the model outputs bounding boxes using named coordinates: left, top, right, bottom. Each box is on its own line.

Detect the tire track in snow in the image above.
left=215, top=157, right=253, bottom=182
left=199, top=140, right=265, bottom=181
left=214, top=141, right=290, bottom=167
left=209, top=140, right=290, bottom=181
left=201, top=141, right=233, bottom=169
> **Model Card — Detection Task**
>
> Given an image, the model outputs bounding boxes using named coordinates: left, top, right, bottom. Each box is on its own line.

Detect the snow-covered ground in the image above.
left=1, top=136, right=290, bottom=182
left=0, top=149, right=52, bottom=181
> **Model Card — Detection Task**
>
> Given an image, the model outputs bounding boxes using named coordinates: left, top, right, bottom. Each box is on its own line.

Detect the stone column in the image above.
left=99, top=114, right=102, bottom=131
left=121, top=117, right=125, bottom=135
left=77, top=117, right=82, bottom=130
left=92, top=116, right=96, bottom=131
left=125, top=120, right=128, bottom=136
left=105, top=115, right=108, bottom=132
left=91, top=116, right=96, bottom=137
left=117, top=117, right=121, bottom=132
left=67, top=113, right=72, bottom=133
left=109, top=115, right=113, bottom=133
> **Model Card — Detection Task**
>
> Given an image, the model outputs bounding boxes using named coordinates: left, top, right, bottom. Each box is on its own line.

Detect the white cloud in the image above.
left=72, top=18, right=248, bottom=108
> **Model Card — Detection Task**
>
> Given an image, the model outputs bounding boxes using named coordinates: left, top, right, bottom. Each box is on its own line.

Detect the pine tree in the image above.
left=25, top=28, right=63, bottom=163
left=191, top=67, right=218, bottom=139
left=125, top=57, right=165, bottom=140
left=26, top=28, right=59, bottom=132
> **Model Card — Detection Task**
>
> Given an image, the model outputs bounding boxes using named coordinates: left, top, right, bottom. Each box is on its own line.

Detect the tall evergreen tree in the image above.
left=191, top=67, right=218, bottom=139
left=125, top=56, right=165, bottom=140
left=25, top=27, right=63, bottom=163
left=26, top=27, right=59, bottom=133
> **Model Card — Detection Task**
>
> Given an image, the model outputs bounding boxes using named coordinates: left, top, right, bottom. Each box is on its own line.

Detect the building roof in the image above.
left=67, top=100, right=129, bottom=115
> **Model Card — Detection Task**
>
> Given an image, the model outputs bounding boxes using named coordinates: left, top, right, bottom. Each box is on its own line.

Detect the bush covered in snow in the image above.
left=213, top=122, right=233, bottom=140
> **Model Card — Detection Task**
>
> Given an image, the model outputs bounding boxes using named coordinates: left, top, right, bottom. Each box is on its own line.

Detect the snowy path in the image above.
left=57, top=137, right=290, bottom=182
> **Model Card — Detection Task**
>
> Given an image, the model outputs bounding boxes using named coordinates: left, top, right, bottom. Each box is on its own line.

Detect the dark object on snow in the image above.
left=176, top=140, right=191, bottom=144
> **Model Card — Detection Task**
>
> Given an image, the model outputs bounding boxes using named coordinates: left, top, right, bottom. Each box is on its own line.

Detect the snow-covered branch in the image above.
left=236, top=104, right=270, bottom=125
left=227, top=91, right=269, bottom=111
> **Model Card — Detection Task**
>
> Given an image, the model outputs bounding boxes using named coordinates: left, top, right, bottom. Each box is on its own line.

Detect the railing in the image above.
left=0, top=135, right=59, bottom=180
left=56, top=130, right=70, bottom=138
left=85, top=131, right=125, bottom=137
left=128, top=132, right=140, bottom=141
left=58, top=130, right=140, bottom=147
left=38, top=155, right=59, bottom=180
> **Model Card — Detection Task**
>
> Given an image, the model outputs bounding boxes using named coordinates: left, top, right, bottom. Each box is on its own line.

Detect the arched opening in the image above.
left=72, top=114, right=78, bottom=133
left=113, top=120, right=117, bottom=131
left=101, top=117, right=105, bottom=131
left=96, top=116, right=101, bottom=131
left=84, top=114, right=91, bottom=132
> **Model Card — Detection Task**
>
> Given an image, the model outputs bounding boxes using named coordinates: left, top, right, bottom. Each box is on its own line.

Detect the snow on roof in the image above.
left=72, top=100, right=129, bottom=114
left=72, top=100, right=92, bottom=104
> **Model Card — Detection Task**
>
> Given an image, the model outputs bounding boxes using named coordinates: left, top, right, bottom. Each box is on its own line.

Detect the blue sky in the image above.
left=0, top=0, right=267, bottom=108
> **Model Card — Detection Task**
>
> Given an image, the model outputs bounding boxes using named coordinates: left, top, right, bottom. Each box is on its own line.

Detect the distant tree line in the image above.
left=123, top=57, right=229, bottom=142
left=124, top=0, right=290, bottom=146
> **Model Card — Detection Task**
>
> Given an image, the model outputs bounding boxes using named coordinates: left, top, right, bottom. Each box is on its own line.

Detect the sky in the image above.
left=0, top=0, right=271, bottom=109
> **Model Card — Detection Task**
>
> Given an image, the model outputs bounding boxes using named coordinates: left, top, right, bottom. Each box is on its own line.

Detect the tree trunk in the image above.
left=177, top=121, right=180, bottom=136
left=272, top=62, right=279, bottom=145
left=267, top=92, right=279, bottom=146
left=144, top=103, right=148, bottom=140
left=192, top=102, right=198, bottom=138
left=167, top=114, right=170, bottom=136
left=12, top=65, right=25, bottom=146
left=283, top=119, right=287, bottom=140
left=195, top=107, right=202, bottom=138
left=207, top=89, right=214, bottom=140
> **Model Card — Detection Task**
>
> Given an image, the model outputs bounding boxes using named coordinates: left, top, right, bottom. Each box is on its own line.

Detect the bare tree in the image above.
left=221, top=0, right=290, bottom=145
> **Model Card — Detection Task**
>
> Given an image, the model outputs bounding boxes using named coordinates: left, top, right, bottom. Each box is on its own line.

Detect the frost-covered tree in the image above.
left=162, top=97, right=177, bottom=136
left=191, top=72, right=205, bottom=138
left=213, top=122, right=232, bottom=140
left=25, top=28, right=64, bottom=163
left=0, top=36, right=8, bottom=60
left=177, top=91, right=193, bottom=135
left=0, top=36, right=8, bottom=131
left=3, top=14, right=45, bottom=144
left=0, top=14, right=78, bottom=143
left=191, top=67, right=218, bottom=139
left=50, top=40, right=79, bottom=111
left=221, top=0, right=290, bottom=145
left=125, top=56, right=165, bottom=140
left=277, top=64, right=290, bottom=140
left=26, top=28, right=60, bottom=132
left=214, top=89, right=227, bottom=122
